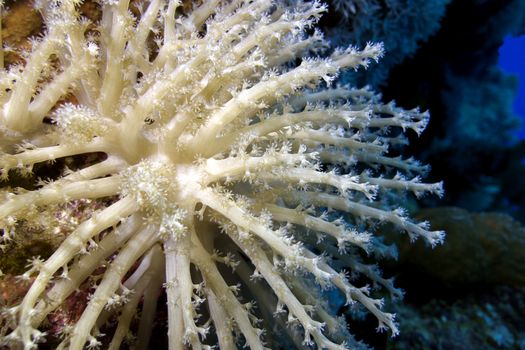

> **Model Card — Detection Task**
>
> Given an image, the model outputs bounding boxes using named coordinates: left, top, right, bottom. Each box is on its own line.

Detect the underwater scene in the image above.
left=0, top=0, right=524, bottom=349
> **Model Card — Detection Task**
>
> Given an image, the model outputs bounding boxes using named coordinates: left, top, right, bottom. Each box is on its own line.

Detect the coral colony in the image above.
left=0, top=0, right=444, bottom=349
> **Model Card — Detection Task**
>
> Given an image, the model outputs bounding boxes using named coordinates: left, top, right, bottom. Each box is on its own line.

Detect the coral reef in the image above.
left=380, top=0, right=525, bottom=217
left=319, top=1, right=525, bottom=349
left=0, top=0, right=443, bottom=349
left=324, top=0, right=525, bottom=219
left=387, top=286, right=525, bottom=350
left=377, top=207, right=525, bottom=350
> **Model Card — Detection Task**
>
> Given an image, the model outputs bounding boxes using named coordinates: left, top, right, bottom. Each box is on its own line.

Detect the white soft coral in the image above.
left=0, top=1, right=443, bottom=349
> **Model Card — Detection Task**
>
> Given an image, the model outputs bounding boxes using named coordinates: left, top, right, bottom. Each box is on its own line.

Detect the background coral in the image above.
left=320, top=0, right=525, bottom=349
left=379, top=0, right=525, bottom=216
left=325, top=0, right=451, bottom=87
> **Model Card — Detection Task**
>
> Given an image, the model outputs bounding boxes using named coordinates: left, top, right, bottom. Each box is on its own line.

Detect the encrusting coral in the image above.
left=0, top=0, right=444, bottom=349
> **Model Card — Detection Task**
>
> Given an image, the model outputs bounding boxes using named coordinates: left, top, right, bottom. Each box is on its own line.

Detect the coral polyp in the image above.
left=0, top=0, right=443, bottom=349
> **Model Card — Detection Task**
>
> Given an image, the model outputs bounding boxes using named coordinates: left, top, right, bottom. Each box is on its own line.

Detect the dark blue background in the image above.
left=499, top=34, right=525, bottom=139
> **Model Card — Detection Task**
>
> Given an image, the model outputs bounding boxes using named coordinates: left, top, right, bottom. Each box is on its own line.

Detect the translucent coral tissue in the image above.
left=0, top=0, right=444, bottom=349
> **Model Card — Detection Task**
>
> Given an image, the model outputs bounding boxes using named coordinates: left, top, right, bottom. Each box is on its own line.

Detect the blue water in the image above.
left=499, top=34, right=525, bottom=139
